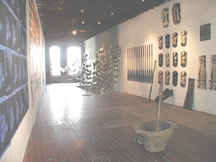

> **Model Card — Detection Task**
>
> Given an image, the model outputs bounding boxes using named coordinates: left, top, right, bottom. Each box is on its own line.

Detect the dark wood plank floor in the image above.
left=23, top=83, right=216, bottom=162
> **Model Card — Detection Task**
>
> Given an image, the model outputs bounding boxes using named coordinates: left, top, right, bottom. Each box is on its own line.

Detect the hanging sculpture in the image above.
left=181, top=51, right=187, bottom=67
left=165, top=53, right=170, bottom=67
left=173, top=71, right=178, bottom=86
left=161, top=8, right=169, bottom=28
left=165, top=34, right=170, bottom=49
left=209, top=55, right=216, bottom=90
left=158, top=71, right=163, bottom=84
left=181, top=30, right=187, bottom=46
left=180, top=71, right=187, bottom=87
left=173, top=52, right=178, bottom=67
left=158, top=53, right=163, bottom=67
left=158, top=36, right=163, bottom=50
left=165, top=71, right=170, bottom=85
left=197, top=55, right=207, bottom=89
left=172, top=3, right=181, bottom=25
left=172, top=32, right=178, bottom=48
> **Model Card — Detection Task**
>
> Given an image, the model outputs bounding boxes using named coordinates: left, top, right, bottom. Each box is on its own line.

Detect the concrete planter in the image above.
left=133, top=120, right=177, bottom=153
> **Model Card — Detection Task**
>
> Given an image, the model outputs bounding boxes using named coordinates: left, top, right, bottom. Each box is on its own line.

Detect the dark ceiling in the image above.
left=36, top=0, right=170, bottom=42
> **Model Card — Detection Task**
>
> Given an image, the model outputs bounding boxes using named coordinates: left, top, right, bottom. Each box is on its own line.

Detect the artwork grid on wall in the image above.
left=127, top=44, right=153, bottom=83
left=209, top=55, right=216, bottom=90
left=0, top=0, right=28, bottom=158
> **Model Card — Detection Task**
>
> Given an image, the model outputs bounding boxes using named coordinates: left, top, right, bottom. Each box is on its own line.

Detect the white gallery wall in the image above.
left=85, top=0, right=216, bottom=115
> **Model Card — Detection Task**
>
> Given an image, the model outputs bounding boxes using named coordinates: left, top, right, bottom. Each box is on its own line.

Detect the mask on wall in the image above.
left=172, top=3, right=181, bottom=25
left=158, top=53, right=163, bottom=67
left=173, top=52, right=178, bottom=67
left=165, top=71, right=170, bottom=85
left=165, top=34, right=170, bottom=49
left=165, top=53, right=170, bottom=67
left=209, top=55, right=216, bottom=90
left=181, top=30, right=187, bottom=46
left=197, top=55, right=206, bottom=89
left=161, top=8, right=169, bottom=28
left=180, top=71, right=187, bottom=87
left=158, top=71, right=163, bottom=84
left=181, top=51, right=187, bottom=67
left=158, top=36, right=163, bottom=49
left=173, top=71, right=178, bottom=86
left=172, top=32, right=178, bottom=48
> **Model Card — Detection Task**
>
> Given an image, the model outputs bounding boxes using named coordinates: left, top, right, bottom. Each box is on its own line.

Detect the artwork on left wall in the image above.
left=161, top=8, right=169, bottom=28
left=172, top=3, right=181, bottom=25
left=200, top=23, right=211, bottom=41
left=0, top=0, right=28, bottom=158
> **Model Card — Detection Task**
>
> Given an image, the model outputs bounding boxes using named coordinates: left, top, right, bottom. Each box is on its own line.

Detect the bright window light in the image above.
left=49, top=46, right=61, bottom=76
left=67, top=46, right=81, bottom=75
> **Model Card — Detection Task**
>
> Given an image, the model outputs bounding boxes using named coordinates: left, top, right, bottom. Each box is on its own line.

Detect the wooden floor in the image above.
left=23, top=83, right=216, bottom=162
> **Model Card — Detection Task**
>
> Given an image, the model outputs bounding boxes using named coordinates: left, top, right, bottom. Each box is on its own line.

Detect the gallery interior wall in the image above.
left=0, top=0, right=45, bottom=161
left=85, top=0, right=216, bottom=115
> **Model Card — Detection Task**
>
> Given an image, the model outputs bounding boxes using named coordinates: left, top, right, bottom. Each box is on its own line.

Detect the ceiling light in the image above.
left=110, top=11, right=114, bottom=16
left=97, top=21, right=101, bottom=25
left=80, top=9, right=85, bottom=13
left=72, top=30, right=77, bottom=35
left=141, top=0, right=145, bottom=2
left=81, top=21, right=85, bottom=24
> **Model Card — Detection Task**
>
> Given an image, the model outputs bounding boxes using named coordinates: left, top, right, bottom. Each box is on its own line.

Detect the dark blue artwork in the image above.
left=0, top=0, right=28, bottom=158
left=0, top=101, right=10, bottom=155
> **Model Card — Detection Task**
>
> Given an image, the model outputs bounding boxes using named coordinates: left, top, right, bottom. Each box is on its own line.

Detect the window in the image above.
left=67, top=46, right=81, bottom=75
left=49, top=46, right=61, bottom=76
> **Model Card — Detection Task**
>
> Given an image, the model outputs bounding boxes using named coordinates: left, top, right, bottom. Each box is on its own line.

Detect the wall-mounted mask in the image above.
left=181, top=51, right=187, bottom=67
left=180, top=71, right=187, bottom=87
left=159, top=53, right=163, bottom=67
left=165, top=34, right=170, bottom=48
left=161, top=8, right=169, bottom=28
left=181, top=30, right=187, bottom=46
left=165, top=53, right=170, bottom=67
left=165, top=71, right=170, bottom=85
left=173, top=71, right=178, bottom=86
left=158, top=36, right=163, bottom=49
left=173, top=52, right=178, bottom=67
left=172, top=32, right=178, bottom=48
left=158, top=71, right=163, bottom=84
left=172, top=3, right=181, bottom=25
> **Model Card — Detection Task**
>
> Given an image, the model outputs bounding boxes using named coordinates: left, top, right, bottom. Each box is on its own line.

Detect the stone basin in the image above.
left=133, top=120, right=177, bottom=153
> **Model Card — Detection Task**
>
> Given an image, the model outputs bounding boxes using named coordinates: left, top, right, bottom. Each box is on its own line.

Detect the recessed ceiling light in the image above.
left=81, top=21, right=85, bottom=24
left=97, top=21, right=101, bottom=25
left=110, top=11, right=114, bottom=16
left=80, top=9, right=85, bottom=13
left=142, top=0, right=145, bottom=2
left=72, top=30, right=77, bottom=35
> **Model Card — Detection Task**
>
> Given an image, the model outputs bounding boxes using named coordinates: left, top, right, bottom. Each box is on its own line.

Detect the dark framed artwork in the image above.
left=173, top=71, right=178, bottom=86
left=173, top=52, right=178, bottom=67
left=161, top=8, right=169, bottom=28
left=200, top=23, right=211, bottom=41
left=180, top=71, right=187, bottom=87
left=0, top=101, right=10, bottom=156
left=165, top=71, right=170, bottom=85
left=0, top=2, right=4, bottom=45
left=172, top=3, right=181, bottom=25
left=209, top=55, right=216, bottom=90
left=6, top=96, right=16, bottom=138
left=165, top=53, right=170, bottom=67
left=165, top=34, right=170, bottom=49
left=159, top=53, right=163, bottom=67
left=0, top=49, right=6, bottom=98
left=197, top=55, right=206, bottom=89
left=181, top=51, right=187, bottom=67
left=172, top=32, right=178, bottom=48
left=181, top=30, right=187, bottom=46
left=158, top=36, right=163, bottom=50
left=158, top=71, right=163, bottom=84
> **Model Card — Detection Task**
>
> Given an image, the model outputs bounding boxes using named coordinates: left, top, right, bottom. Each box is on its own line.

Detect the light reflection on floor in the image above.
left=46, top=83, right=85, bottom=125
